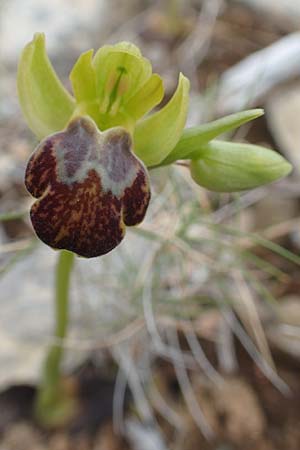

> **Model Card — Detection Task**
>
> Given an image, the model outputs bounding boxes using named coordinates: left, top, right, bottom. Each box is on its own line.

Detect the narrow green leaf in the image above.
left=70, top=49, right=96, bottom=102
left=17, top=33, right=75, bottom=139
left=134, top=73, right=190, bottom=167
left=125, top=74, right=164, bottom=121
left=162, top=109, right=264, bottom=165
left=190, top=140, right=292, bottom=192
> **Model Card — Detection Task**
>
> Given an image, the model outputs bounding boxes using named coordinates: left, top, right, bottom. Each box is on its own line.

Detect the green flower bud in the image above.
left=190, top=140, right=292, bottom=192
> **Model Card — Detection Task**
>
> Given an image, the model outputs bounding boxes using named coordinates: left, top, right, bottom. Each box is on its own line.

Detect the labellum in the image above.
left=25, top=116, right=151, bottom=257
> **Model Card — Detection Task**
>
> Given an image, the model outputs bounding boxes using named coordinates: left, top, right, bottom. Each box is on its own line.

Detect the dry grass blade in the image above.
left=166, top=326, right=214, bottom=441
left=113, top=366, right=128, bottom=435
left=113, top=344, right=155, bottom=425
left=185, top=325, right=223, bottom=385
left=232, top=270, right=275, bottom=368
left=216, top=299, right=290, bottom=395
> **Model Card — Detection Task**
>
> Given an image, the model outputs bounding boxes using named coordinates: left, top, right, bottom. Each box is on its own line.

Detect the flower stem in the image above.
left=35, top=250, right=76, bottom=427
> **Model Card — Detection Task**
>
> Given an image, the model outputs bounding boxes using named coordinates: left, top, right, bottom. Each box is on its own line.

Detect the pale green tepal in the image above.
left=18, top=33, right=292, bottom=190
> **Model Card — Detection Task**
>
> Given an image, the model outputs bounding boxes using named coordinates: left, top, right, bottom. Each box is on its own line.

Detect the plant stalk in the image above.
left=35, top=250, right=75, bottom=426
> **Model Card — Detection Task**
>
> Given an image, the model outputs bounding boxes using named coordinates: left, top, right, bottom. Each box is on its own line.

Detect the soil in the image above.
left=1, top=338, right=300, bottom=450
left=0, top=361, right=129, bottom=450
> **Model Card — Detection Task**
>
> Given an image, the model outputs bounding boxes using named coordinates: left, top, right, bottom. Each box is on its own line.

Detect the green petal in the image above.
left=125, top=74, right=164, bottom=121
left=134, top=73, right=190, bottom=167
left=17, top=33, right=75, bottom=139
left=70, top=49, right=96, bottom=102
left=93, top=42, right=152, bottom=108
left=162, top=109, right=264, bottom=165
left=190, top=140, right=292, bottom=192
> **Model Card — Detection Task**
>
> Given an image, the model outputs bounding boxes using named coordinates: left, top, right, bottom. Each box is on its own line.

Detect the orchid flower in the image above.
left=18, top=33, right=292, bottom=258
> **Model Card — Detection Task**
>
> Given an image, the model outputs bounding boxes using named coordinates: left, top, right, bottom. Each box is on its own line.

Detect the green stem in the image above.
left=35, top=250, right=75, bottom=426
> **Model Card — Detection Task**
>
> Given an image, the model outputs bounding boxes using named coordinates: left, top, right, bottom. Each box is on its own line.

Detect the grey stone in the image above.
left=266, top=83, right=300, bottom=175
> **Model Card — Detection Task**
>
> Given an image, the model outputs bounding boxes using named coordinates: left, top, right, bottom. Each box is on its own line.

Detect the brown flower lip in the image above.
left=25, top=116, right=151, bottom=258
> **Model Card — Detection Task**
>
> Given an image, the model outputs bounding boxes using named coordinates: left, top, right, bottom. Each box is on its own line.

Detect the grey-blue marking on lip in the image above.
left=54, top=116, right=144, bottom=197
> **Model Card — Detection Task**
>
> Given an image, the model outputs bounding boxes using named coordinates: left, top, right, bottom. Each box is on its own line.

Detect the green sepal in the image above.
left=190, top=140, right=292, bottom=192
left=17, top=33, right=75, bottom=139
left=161, top=109, right=264, bottom=165
left=134, top=73, right=190, bottom=167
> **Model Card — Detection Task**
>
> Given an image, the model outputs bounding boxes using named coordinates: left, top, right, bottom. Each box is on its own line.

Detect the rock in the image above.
left=238, top=0, right=300, bottom=23
left=0, top=423, right=43, bottom=450
left=0, top=246, right=55, bottom=387
left=93, top=422, right=128, bottom=450
left=0, top=0, right=109, bottom=62
left=48, top=434, right=71, bottom=450
left=266, top=83, right=300, bottom=176
left=0, top=422, right=127, bottom=450
left=290, top=229, right=300, bottom=252
left=180, top=376, right=266, bottom=449
left=276, top=296, right=300, bottom=326
left=253, top=194, right=298, bottom=230
left=267, top=296, right=300, bottom=359
left=214, top=378, right=266, bottom=443
left=125, top=419, right=167, bottom=450
left=217, top=33, right=300, bottom=114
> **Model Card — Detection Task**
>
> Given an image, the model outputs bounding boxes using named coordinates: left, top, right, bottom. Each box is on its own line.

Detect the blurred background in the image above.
left=0, top=0, right=300, bottom=449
